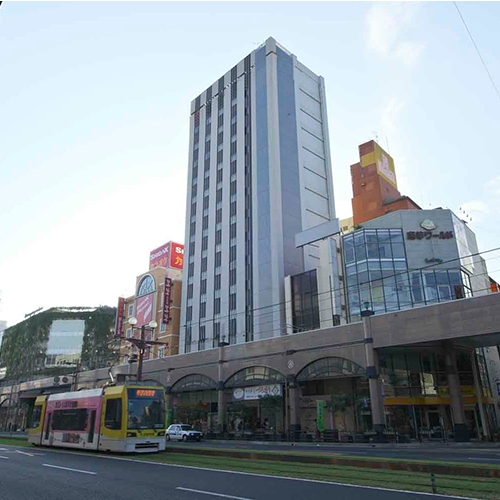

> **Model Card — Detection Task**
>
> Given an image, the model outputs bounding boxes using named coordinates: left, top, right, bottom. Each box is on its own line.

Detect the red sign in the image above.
left=149, top=243, right=170, bottom=270
left=115, top=297, right=125, bottom=338
left=163, top=277, right=172, bottom=325
left=149, top=241, right=184, bottom=270
left=135, top=294, right=154, bottom=328
left=169, top=242, right=184, bottom=269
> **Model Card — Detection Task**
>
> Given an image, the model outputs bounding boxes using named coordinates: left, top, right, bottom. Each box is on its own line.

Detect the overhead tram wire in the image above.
left=453, top=1, right=500, bottom=104
left=180, top=245, right=500, bottom=332
left=178, top=264, right=500, bottom=348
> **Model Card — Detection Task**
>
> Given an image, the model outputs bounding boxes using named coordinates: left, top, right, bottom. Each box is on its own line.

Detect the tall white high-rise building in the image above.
left=180, top=37, right=338, bottom=353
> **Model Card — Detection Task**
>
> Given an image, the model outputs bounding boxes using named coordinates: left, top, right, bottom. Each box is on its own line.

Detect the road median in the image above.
left=166, top=444, right=500, bottom=478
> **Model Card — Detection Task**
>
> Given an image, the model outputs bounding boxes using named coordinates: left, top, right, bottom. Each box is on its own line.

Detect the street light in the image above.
left=116, top=316, right=167, bottom=381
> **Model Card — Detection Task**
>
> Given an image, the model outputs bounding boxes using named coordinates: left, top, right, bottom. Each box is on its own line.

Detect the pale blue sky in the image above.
left=1, top=2, right=499, bottom=326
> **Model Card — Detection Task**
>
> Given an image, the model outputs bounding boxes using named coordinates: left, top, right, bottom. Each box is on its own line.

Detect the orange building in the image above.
left=351, top=140, right=420, bottom=226
left=116, top=242, right=184, bottom=363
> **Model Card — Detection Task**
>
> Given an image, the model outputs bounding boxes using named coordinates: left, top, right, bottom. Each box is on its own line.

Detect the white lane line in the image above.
left=25, top=448, right=475, bottom=500
left=176, top=487, right=254, bottom=500
left=0, top=455, right=8, bottom=459
left=42, top=464, right=96, bottom=475
left=468, top=457, right=500, bottom=462
left=16, top=450, right=35, bottom=457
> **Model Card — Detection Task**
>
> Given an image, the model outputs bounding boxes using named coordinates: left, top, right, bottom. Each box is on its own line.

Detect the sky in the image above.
left=1, top=1, right=500, bottom=327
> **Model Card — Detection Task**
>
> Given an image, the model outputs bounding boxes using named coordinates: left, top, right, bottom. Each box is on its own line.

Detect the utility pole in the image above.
left=116, top=317, right=167, bottom=383
left=137, top=325, right=145, bottom=382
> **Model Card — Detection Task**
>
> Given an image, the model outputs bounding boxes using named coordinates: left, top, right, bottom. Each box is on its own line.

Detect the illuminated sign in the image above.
left=149, top=243, right=170, bottom=269
left=149, top=241, right=184, bottom=270
left=169, top=242, right=184, bottom=269
left=407, top=231, right=453, bottom=241
left=135, top=390, right=157, bottom=397
left=163, top=277, right=172, bottom=325
left=115, top=297, right=125, bottom=338
left=135, top=294, right=154, bottom=328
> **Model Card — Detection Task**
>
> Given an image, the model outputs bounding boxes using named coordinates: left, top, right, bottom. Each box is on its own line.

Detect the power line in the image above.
left=453, top=1, right=500, bottom=104
left=181, top=246, right=500, bottom=331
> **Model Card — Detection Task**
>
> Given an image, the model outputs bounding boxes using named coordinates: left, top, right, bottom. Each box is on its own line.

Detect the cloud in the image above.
left=366, top=2, right=425, bottom=67
left=395, top=41, right=427, bottom=68
left=380, top=97, right=406, bottom=137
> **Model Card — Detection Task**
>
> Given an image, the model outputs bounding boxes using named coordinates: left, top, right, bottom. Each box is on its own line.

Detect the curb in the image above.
left=167, top=446, right=500, bottom=478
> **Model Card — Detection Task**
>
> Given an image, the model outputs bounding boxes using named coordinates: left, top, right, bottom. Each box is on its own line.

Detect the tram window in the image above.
left=31, top=405, right=42, bottom=429
left=52, top=409, right=88, bottom=431
left=105, top=399, right=122, bottom=430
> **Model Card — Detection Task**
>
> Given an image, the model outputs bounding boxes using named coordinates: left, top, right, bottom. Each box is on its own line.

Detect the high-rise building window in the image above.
left=200, top=302, right=206, bottom=318
left=230, top=223, right=237, bottom=239
left=215, top=252, right=222, bottom=268
left=198, top=325, right=206, bottom=351
left=186, top=306, right=193, bottom=322
left=214, top=274, right=221, bottom=290
left=229, top=245, right=236, bottom=262
left=201, top=257, right=207, bottom=272
left=229, top=293, right=236, bottom=311
left=189, top=242, right=195, bottom=256
left=291, top=270, right=320, bottom=333
left=185, top=326, right=192, bottom=354
left=216, top=169, right=223, bottom=183
left=202, top=215, right=209, bottom=230
left=188, top=262, right=194, bottom=277
left=214, top=298, right=221, bottom=315
left=229, top=269, right=236, bottom=286
left=187, top=284, right=193, bottom=299
left=213, top=322, right=220, bottom=348
left=229, top=318, right=237, bottom=345
left=202, top=236, right=208, bottom=251
left=216, top=189, right=222, bottom=203
left=201, top=279, right=207, bottom=295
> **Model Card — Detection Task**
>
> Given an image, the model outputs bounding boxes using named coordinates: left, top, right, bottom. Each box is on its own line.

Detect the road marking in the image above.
left=42, top=464, right=96, bottom=475
left=20, top=446, right=475, bottom=500
left=468, top=457, right=500, bottom=462
left=16, top=450, right=35, bottom=457
left=176, top=487, right=254, bottom=500
left=0, top=455, right=8, bottom=459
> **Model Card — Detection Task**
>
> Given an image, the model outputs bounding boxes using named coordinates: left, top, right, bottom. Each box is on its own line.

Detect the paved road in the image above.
left=170, top=439, right=500, bottom=465
left=0, top=443, right=465, bottom=500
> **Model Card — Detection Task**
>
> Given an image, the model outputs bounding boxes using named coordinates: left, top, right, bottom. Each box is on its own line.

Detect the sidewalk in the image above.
left=203, top=437, right=500, bottom=449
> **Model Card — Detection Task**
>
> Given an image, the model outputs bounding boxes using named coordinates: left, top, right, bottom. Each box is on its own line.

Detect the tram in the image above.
left=28, top=383, right=166, bottom=453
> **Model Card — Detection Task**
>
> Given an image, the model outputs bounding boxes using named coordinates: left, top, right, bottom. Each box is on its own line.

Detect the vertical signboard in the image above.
left=162, top=277, right=172, bottom=325
left=169, top=242, right=184, bottom=269
left=115, top=297, right=125, bottom=338
left=135, top=294, right=154, bottom=328
left=316, top=400, right=325, bottom=432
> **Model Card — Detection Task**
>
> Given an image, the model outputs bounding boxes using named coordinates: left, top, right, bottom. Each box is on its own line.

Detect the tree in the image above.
left=326, top=393, right=354, bottom=431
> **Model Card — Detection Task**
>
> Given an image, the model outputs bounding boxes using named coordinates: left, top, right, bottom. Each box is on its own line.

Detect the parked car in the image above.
left=166, top=424, right=203, bottom=442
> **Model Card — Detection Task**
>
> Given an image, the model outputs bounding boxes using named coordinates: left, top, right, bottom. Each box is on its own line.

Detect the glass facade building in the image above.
left=343, top=228, right=472, bottom=321
left=45, top=319, right=85, bottom=367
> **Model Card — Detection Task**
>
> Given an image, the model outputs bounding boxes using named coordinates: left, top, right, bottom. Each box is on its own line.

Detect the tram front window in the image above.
left=127, top=389, right=165, bottom=430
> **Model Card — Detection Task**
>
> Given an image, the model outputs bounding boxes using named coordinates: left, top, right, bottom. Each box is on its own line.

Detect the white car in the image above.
left=166, top=424, right=203, bottom=442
